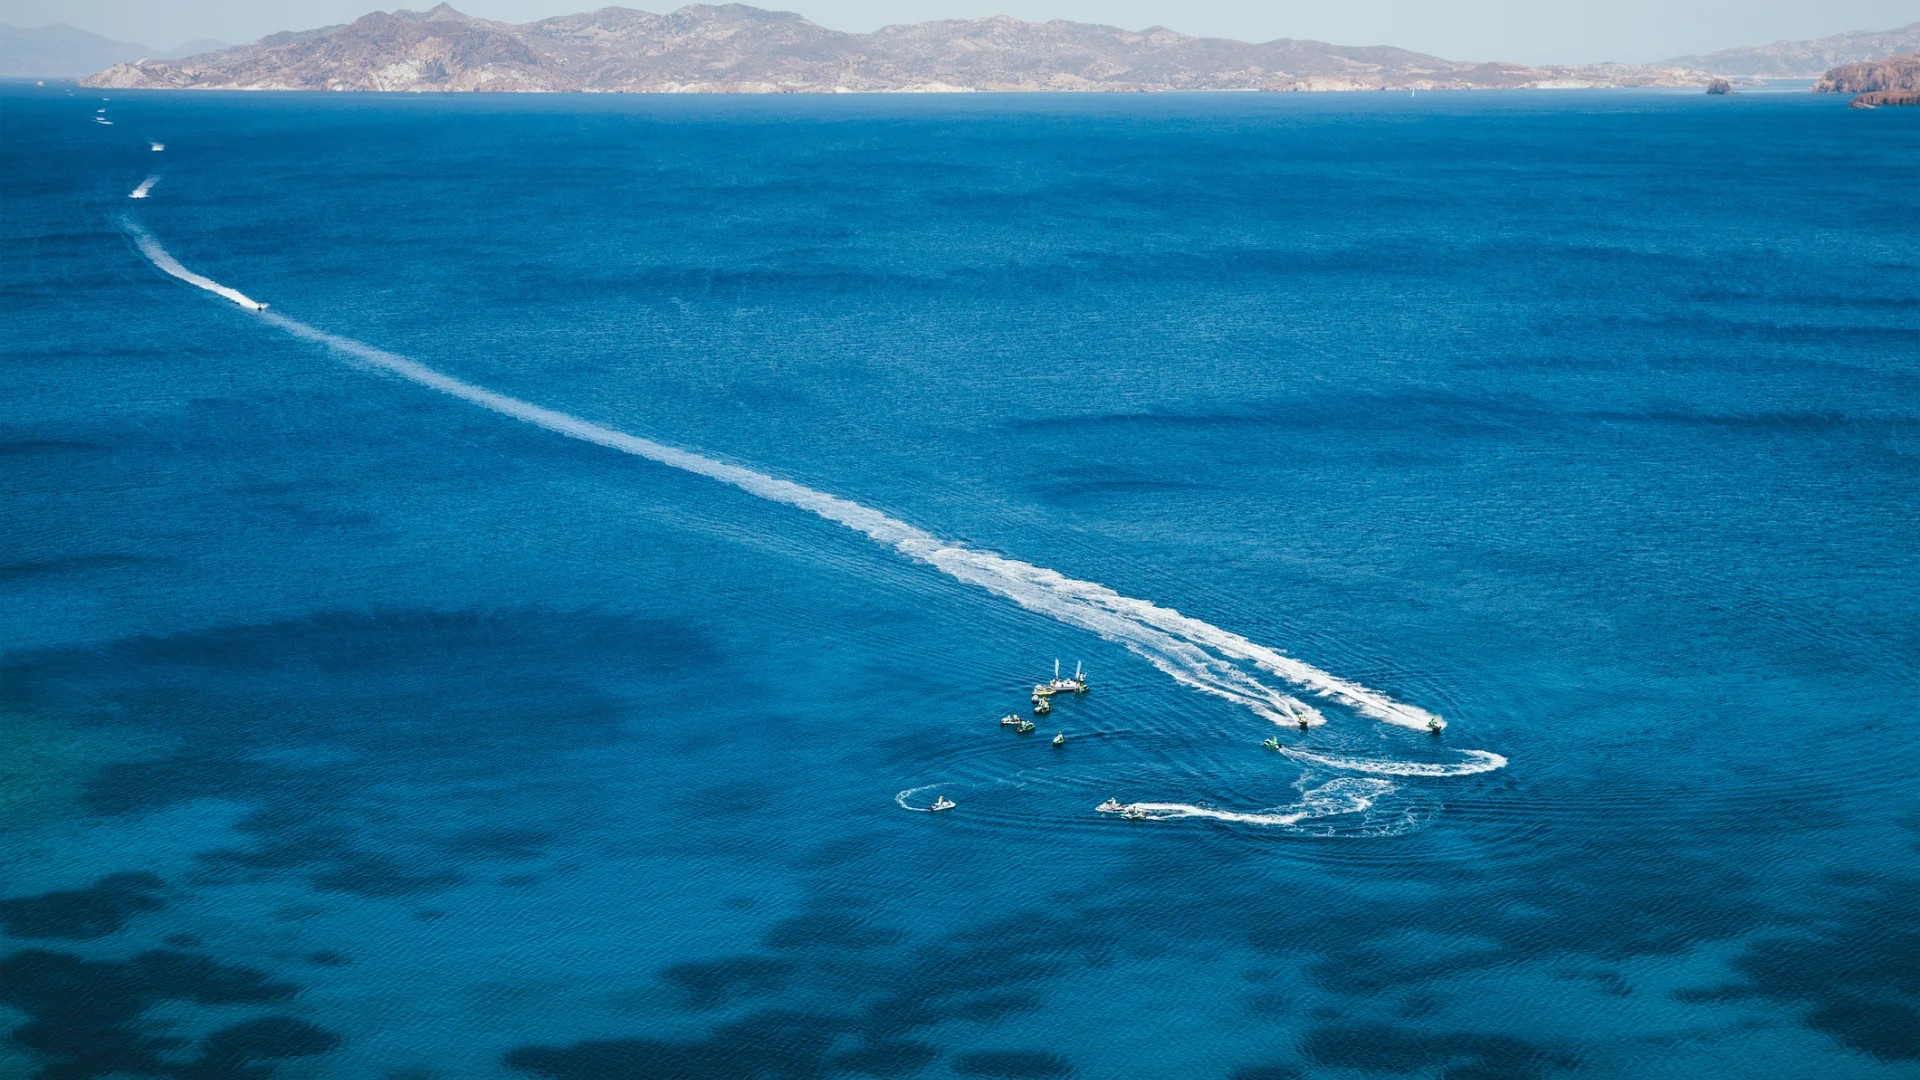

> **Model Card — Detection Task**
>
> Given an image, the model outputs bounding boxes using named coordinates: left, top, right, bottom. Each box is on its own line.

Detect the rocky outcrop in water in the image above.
left=1814, top=52, right=1920, bottom=93
left=82, top=3, right=1711, bottom=93
left=1814, top=53, right=1920, bottom=108
left=1847, top=89, right=1920, bottom=108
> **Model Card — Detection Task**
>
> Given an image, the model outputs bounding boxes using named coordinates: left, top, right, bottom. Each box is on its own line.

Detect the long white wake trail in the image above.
left=128, top=223, right=1498, bottom=774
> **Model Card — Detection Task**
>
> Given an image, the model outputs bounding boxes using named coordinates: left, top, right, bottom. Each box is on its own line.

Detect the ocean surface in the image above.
left=2, top=84, right=1917, bottom=1079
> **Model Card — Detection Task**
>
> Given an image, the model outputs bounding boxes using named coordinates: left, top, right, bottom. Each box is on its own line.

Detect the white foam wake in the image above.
left=126, top=224, right=1484, bottom=762
left=125, top=223, right=266, bottom=310
left=1110, top=777, right=1395, bottom=825
left=895, top=785, right=949, bottom=812
left=129, top=175, right=159, bottom=199
left=1279, top=747, right=1508, bottom=777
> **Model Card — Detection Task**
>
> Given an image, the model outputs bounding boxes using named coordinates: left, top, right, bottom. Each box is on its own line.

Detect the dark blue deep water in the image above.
left=3, top=85, right=1918, bottom=1079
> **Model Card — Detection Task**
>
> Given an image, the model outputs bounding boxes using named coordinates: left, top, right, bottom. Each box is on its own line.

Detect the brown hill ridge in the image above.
left=1814, top=52, right=1920, bottom=108
left=1663, top=20, right=1920, bottom=76
left=83, top=3, right=1711, bottom=93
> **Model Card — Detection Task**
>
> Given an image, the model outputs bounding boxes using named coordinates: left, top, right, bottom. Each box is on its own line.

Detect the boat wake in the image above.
left=1279, top=747, right=1508, bottom=777
left=894, top=785, right=950, bottom=813
left=125, top=221, right=1508, bottom=828
left=1114, top=776, right=1396, bottom=826
left=129, top=175, right=159, bottom=199
left=126, top=223, right=266, bottom=310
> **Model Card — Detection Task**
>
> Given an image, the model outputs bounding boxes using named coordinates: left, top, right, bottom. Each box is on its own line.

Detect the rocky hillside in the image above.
left=1814, top=52, right=1920, bottom=108
left=1814, top=52, right=1920, bottom=93
left=82, top=3, right=1708, bottom=93
left=1663, top=20, right=1920, bottom=77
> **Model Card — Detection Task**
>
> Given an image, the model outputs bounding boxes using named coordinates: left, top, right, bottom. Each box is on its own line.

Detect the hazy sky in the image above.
left=7, top=0, right=1917, bottom=64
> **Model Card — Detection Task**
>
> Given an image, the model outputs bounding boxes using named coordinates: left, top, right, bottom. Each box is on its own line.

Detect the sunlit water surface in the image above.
left=3, top=85, right=1917, bottom=1079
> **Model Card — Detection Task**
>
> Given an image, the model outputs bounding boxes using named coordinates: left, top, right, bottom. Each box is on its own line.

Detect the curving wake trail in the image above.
left=125, top=222, right=1504, bottom=796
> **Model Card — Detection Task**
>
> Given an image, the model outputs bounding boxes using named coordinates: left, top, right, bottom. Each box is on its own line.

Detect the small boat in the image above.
left=1262, top=737, right=1282, bottom=751
left=1000, top=714, right=1023, bottom=726
left=1031, top=684, right=1055, bottom=699
left=1014, top=720, right=1036, bottom=733
left=1123, top=806, right=1147, bottom=821
left=150, top=142, right=164, bottom=151
left=1032, top=697, right=1051, bottom=715
left=1052, top=732, right=1066, bottom=746
left=1097, top=798, right=1125, bottom=813
left=929, top=796, right=955, bottom=812
left=1046, top=660, right=1089, bottom=694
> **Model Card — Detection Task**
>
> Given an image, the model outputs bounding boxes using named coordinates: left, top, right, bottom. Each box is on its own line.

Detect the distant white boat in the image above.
left=150, top=142, right=165, bottom=151
left=929, top=796, right=955, bottom=812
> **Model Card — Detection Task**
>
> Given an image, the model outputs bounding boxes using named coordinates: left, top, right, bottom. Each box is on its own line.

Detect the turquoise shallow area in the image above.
left=2, top=85, right=1918, bottom=1079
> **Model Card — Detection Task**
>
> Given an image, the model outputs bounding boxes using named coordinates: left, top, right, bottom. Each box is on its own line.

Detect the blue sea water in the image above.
left=3, top=84, right=1918, bottom=1079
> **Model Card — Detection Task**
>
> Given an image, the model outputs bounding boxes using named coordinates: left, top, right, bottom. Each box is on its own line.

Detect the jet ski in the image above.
left=1032, top=697, right=1051, bottom=715
left=1097, top=798, right=1125, bottom=814
left=1000, top=714, right=1023, bottom=726
left=1014, top=720, right=1036, bottom=733
left=1262, top=737, right=1282, bottom=751
left=1428, top=717, right=1445, bottom=734
left=1052, top=732, right=1066, bottom=746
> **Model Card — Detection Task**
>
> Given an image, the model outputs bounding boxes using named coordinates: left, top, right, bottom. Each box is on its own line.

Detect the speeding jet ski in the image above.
left=1052, top=732, right=1066, bottom=746
left=1123, top=806, right=1147, bottom=821
left=1427, top=717, right=1445, bottom=734
left=1296, top=715, right=1310, bottom=730
left=929, top=796, right=955, bottom=812
left=1097, top=798, right=1125, bottom=814
left=1262, top=737, right=1282, bottom=751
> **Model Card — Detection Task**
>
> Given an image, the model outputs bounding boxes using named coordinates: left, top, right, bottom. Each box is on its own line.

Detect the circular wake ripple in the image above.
left=892, top=758, right=1438, bottom=838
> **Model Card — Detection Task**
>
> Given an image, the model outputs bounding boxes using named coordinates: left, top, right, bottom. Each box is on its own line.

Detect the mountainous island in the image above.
left=1661, top=20, right=1920, bottom=76
left=0, top=22, right=224, bottom=77
left=1815, top=52, right=1920, bottom=107
left=81, top=3, right=1715, bottom=93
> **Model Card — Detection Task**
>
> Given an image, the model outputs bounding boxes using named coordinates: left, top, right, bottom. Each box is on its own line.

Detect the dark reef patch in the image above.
left=0, top=871, right=167, bottom=940
left=830, top=1040, right=939, bottom=1076
left=662, top=955, right=792, bottom=1009
left=190, top=1016, right=341, bottom=1075
left=1675, top=875, right=1920, bottom=1062
left=0, top=554, right=159, bottom=581
left=0, top=947, right=335, bottom=1080
left=952, top=1049, right=1072, bottom=1078
left=1300, top=1024, right=1575, bottom=1079
left=1227, top=1067, right=1303, bottom=1080
left=763, top=911, right=902, bottom=952
left=504, top=1010, right=843, bottom=1080
left=2, top=610, right=717, bottom=899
